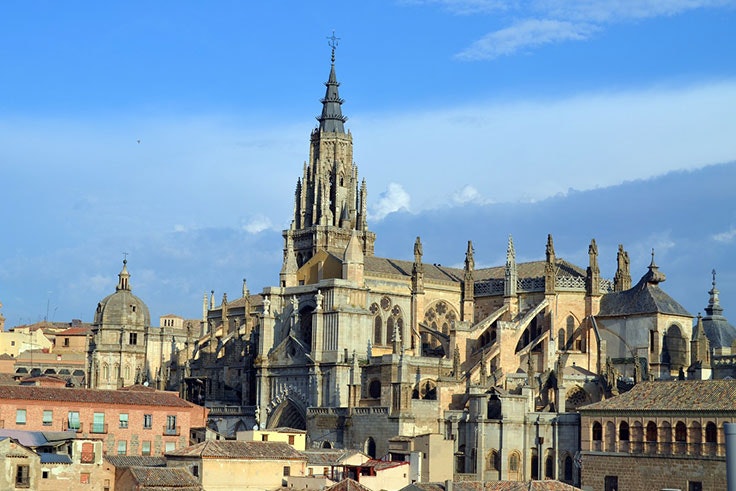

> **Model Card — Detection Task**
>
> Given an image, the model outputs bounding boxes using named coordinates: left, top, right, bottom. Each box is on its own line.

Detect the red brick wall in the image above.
left=0, top=398, right=196, bottom=456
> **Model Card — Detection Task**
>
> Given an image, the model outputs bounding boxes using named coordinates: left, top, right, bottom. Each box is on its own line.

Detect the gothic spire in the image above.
left=705, top=269, right=724, bottom=317
left=317, top=32, right=347, bottom=133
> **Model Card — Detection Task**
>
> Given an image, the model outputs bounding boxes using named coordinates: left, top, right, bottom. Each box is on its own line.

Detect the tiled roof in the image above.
left=364, top=256, right=584, bottom=284
left=351, top=459, right=408, bottom=471
left=302, top=449, right=364, bottom=465
left=0, top=385, right=195, bottom=408
left=325, top=478, right=373, bottom=491
left=128, top=466, right=201, bottom=488
left=598, top=269, right=691, bottom=317
left=105, top=455, right=167, bottom=468
left=405, top=481, right=582, bottom=491
left=57, top=326, right=90, bottom=336
left=579, top=380, right=736, bottom=412
left=166, top=441, right=306, bottom=460
left=40, top=453, right=72, bottom=464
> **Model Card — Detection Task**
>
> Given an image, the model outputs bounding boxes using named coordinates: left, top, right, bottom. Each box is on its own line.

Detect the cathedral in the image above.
left=160, top=43, right=734, bottom=484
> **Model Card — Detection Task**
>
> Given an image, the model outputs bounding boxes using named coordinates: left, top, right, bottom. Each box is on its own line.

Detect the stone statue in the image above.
left=315, top=290, right=323, bottom=311
left=291, top=295, right=299, bottom=317
left=262, top=295, right=271, bottom=316
left=414, top=236, right=423, bottom=263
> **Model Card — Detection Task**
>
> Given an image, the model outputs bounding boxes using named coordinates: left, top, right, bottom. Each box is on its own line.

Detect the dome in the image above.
left=93, top=260, right=150, bottom=330
left=700, top=270, right=736, bottom=350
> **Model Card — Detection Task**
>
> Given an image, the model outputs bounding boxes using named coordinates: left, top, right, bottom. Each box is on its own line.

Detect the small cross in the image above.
left=327, top=30, right=340, bottom=50
left=122, top=252, right=129, bottom=263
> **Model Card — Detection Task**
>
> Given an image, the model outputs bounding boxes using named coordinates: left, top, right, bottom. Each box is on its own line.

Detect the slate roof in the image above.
left=579, top=380, right=736, bottom=412
left=325, top=478, right=373, bottom=491
left=403, top=481, right=582, bottom=491
left=105, top=455, right=167, bottom=468
left=127, top=466, right=202, bottom=489
left=166, top=440, right=306, bottom=460
left=0, top=429, right=76, bottom=448
left=0, top=385, right=195, bottom=407
left=364, top=256, right=584, bottom=283
left=598, top=263, right=691, bottom=317
left=40, top=453, right=72, bottom=464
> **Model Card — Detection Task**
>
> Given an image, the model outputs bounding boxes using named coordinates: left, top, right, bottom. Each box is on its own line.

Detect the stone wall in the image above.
left=581, top=452, right=725, bottom=491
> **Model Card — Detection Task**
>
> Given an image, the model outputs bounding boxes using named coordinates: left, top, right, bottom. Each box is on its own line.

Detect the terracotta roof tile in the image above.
left=105, top=455, right=167, bottom=468
left=580, top=380, right=736, bottom=412
left=0, top=385, right=195, bottom=408
left=128, top=466, right=201, bottom=488
left=325, top=478, right=373, bottom=491
left=166, top=441, right=306, bottom=460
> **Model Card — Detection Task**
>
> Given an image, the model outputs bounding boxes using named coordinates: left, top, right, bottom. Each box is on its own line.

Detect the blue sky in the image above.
left=1, top=1, right=735, bottom=326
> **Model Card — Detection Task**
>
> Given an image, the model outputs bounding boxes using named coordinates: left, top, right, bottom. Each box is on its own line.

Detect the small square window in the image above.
left=81, top=473, right=90, bottom=484
left=119, top=413, right=129, bottom=428
left=288, top=435, right=295, bottom=445
left=43, top=410, right=53, bottom=426
left=283, top=466, right=291, bottom=477
left=142, top=441, right=151, bottom=456
left=262, top=434, right=268, bottom=441
left=16, top=409, right=26, bottom=425
left=143, top=414, right=152, bottom=429
left=165, top=441, right=176, bottom=452
left=42, top=470, right=49, bottom=479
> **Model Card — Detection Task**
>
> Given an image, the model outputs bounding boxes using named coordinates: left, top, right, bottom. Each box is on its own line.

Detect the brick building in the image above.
left=0, top=384, right=208, bottom=456
left=578, top=379, right=736, bottom=491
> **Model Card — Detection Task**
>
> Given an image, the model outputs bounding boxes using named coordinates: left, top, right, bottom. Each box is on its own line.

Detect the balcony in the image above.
left=163, top=425, right=181, bottom=436
left=63, top=421, right=83, bottom=433
left=90, top=423, right=108, bottom=434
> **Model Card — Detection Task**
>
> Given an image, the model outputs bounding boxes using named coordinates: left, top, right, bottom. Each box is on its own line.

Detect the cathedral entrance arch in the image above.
left=268, top=398, right=307, bottom=430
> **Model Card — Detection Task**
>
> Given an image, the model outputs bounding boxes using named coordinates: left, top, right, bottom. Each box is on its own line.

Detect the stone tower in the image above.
left=283, top=39, right=375, bottom=268
left=87, top=260, right=150, bottom=389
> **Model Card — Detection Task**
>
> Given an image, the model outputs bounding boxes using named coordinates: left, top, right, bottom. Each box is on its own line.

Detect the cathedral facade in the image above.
left=178, top=45, right=730, bottom=485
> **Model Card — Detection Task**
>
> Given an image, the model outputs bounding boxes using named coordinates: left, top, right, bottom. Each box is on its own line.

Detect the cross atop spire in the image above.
left=327, top=30, right=340, bottom=64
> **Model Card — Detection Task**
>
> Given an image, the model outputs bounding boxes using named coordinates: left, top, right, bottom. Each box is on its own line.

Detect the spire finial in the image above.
left=122, top=252, right=128, bottom=265
left=712, top=269, right=717, bottom=287
left=327, top=30, right=340, bottom=64
left=650, top=248, right=656, bottom=266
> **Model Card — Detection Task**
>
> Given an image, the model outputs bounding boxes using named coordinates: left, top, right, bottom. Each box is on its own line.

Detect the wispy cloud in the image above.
left=418, top=0, right=735, bottom=59
left=712, top=226, right=736, bottom=243
left=457, top=19, right=597, bottom=60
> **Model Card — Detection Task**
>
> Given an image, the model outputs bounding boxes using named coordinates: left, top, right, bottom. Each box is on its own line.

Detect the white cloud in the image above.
left=242, top=215, right=274, bottom=234
left=370, top=183, right=411, bottom=221
left=354, top=80, right=736, bottom=213
left=712, top=226, right=736, bottom=243
left=452, top=185, right=491, bottom=205
left=456, top=19, right=597, bottom=60
left=418, top=0, right=735, bottom=59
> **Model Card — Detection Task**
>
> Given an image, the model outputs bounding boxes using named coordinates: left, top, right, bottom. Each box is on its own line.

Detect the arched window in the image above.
left=619, top=421, right=630, bottom=441
left=663, top=324, right=688, bottom=370
left=488, top=450, right=500, bottom=471
left=705, top=422, right=718, bottom=443
left=592, top=421, right=603, bottom=441
left=675, top=421, right=687, bottom=442
left=374, top=316, right=382, bottom=345
left=509, top=452, right=520, bottom=472
left=368, top=379, right=381, bottom=399
left=386, top=317, right=394, bottom=345
left=102, top=363, right=109, bottom=382
left=646, top=421, right=657, bottom=442
left=545, top=455, right=554, bottom=479
left=605, top=421, right=616, bottom=451
left=566, top=315, right=575, bottom=349
left=364, top=437, right=376, bottom=458
left=564, top=455, right=573, bottom=481
left=558, top=329, right=566, bottom=350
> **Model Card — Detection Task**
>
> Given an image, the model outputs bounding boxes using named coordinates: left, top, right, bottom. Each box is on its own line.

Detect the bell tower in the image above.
left=283, top=33, right=375, bottom=267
